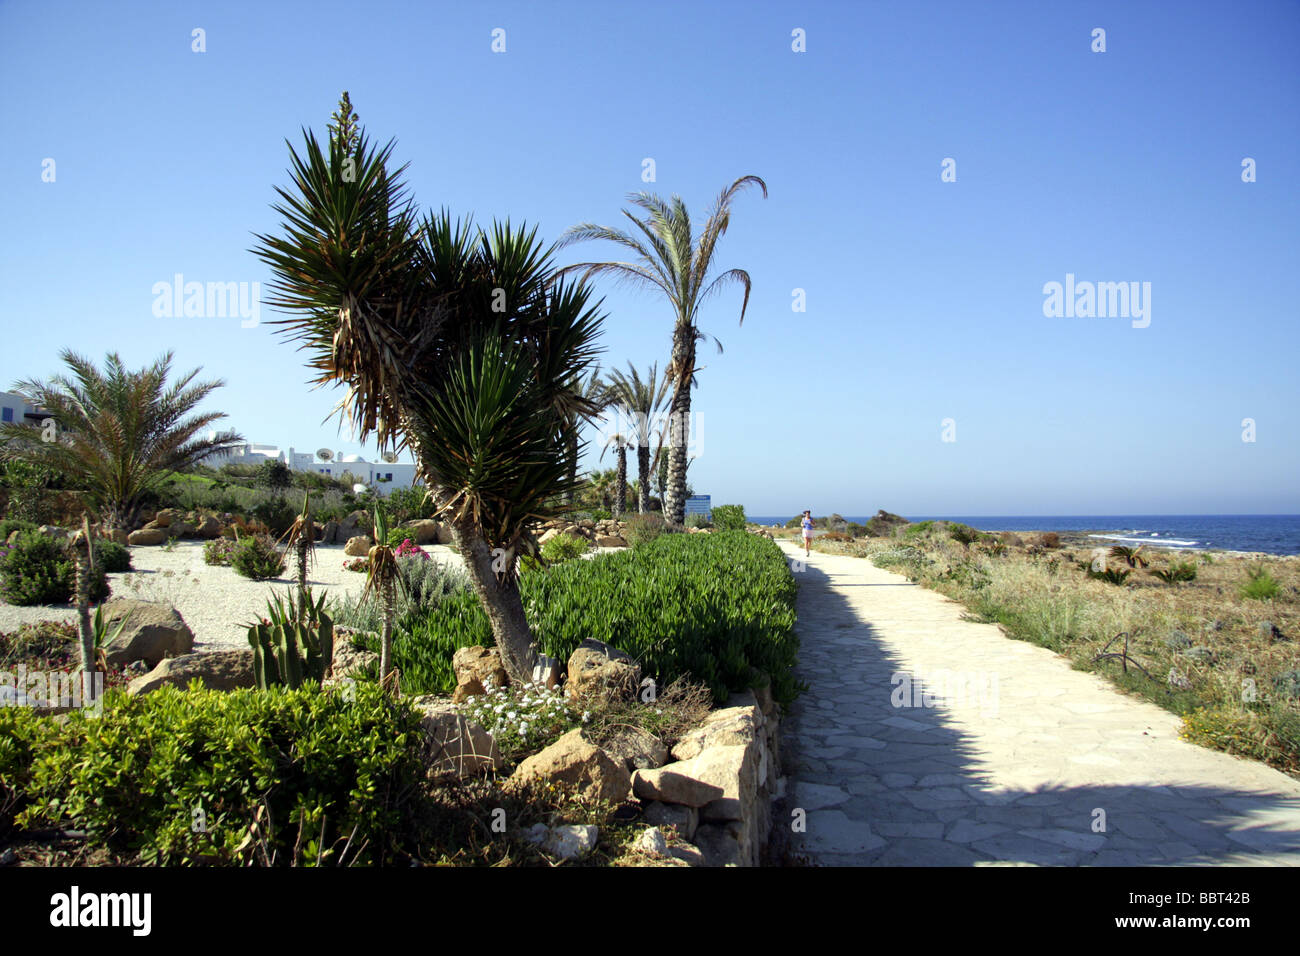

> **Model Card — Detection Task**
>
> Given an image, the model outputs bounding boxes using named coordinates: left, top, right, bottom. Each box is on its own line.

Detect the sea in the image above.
left=746, top=515, right=1300, bottom=557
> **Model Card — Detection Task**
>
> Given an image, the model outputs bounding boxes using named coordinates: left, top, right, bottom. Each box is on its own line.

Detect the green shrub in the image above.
left=685, top=513, right=711, bottom=529
left=540, top=532, right=590, bottom=564
left=863, top=511, right=908, bottom=537
left=1240, top=566, right=1281, bottom=601
left=13, top=683, right=426, bottom=864
left=901, top=520, right=936, bottom=539
left=0, top=707, right=60, bottom=838
left=947, top=523, right=981, bottom=546
left=251, top=497, right=298, bottom=536
left=624, top=513, right=667, bottom=547
left=1151, top=561, right=1198, bottom=584
left=0, top=519, right=38, bottom=542
left=203, top=537, right=237, bottom=566
left=230, top=535, right=285, bottom=581
left=93, top=540, right=132, bottom=574
left=379, top=531, right=802, bottom=706
left=331, top=557, right=468, bottom=634
left=0, top=531, right=110, bottom=606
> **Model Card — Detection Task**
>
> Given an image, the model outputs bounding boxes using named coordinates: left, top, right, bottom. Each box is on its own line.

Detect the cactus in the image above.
left=248, top=587, right=334, bottom=689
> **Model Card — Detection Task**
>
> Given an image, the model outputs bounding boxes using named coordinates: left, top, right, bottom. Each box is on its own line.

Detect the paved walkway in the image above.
left=776, top=543, right=1300, bottom=865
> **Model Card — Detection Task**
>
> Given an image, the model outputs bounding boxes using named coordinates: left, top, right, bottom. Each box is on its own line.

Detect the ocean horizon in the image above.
left=746, top=514, right=1300, bottom=557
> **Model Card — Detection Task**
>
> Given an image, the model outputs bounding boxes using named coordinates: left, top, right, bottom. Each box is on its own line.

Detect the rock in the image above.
left=632, top=744, right=756, bottom=812
left=102, top=528, right=130, bottom=545
left=642, top=801, right=699, bottom=840
left=407, top=519, right=442, bottom=545
left=451, top=676, right=486, bottom=704
left=510, top=728, right=632, bottom=804
left=565, top=641, right=640, bottom=705
left=336, top=510, right=370, bottom=542
left=320, top=519, right=339, bottom=545
left=602, top=727, right=669, bottom=771
left=638, top=826, right=669, bottom=857
left=128, top=649, right=255, bottom=695
left=1260, top=621, right=1287, bottom=643
left=330, top=636, right=377, bottom=678
left=410, top=697, right=502, bottom=777
left=667, top=843, right=706, bottom=866
left=595, top=535, right=628, bottom=548
left=193, top=515, right=223, bottom=539
left=525, top=823, right=598, bottom=861
left=343, top=535, right=372, bottom=557
left=693, top=820, right=748, bottom=867
left=100, top=599, right=194, bottom=668
left=538, top=528, right=560, bottom=545
left=579, top=519, right=596, bottom=530
left=1168, top=668, right=1193, bottom=691
left=435, top=523, right=454, bottom=545
left=671, top=705, right=760, bottom=761
left=453, top=645, right=508, bottom=692
left=531, top=654, right=561, bottom=689
left=0, top=847, right=15, bottom=866
left=127, top=528, right=169, bottom=546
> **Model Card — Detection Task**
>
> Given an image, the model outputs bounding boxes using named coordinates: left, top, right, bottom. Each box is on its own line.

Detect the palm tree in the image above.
left=563, top=366, right=607, bottom=506
left=559, top=176, right=766, bottom=525
left=603, top=362, right=670, bottom=513
left=0, top=350, right=243, bottom=532
left=600, top=430, right=630, bottom=519
left=251, top=94, right=604, bottom=683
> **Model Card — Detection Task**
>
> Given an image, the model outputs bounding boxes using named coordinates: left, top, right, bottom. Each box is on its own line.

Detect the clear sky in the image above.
left=3, top=0, right=1297, bottom=516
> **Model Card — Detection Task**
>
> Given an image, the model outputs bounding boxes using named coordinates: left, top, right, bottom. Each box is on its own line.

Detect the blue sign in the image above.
left=684, top=495, right=711, bottom=519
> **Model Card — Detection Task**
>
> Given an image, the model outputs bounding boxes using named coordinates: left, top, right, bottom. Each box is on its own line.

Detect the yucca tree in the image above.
left=251, top=95, right=604, bottom=682
left=559, top=176, right=766, bottom=525
left=603, top=362, right=669, bottom=513
left=0, top=350, right=243, bottom=531
left=1109, top=545, right=1149, bottom=569
left=364, top=505, right=399, bottom=689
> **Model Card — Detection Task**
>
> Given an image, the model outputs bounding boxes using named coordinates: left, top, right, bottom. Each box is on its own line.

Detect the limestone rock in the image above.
left=411, top=698, right=502, bottom=777
left=510, top=728, right=632, bottom=804
left=632, top=744, right=756, bottom=817
left=525, top=823, right=598, bottom=860
left=531, top=654, right=561, bottom=689
left=127, top=649, right=255, bottom=695
left=343, top=535, right=371, bottom=557
left=453, top=645, right=508, bottom=692
left=451, top=676, right=486, bottom=704
left=101, top=599, right=194, bottom=668
left=127, top=528, right=169, bottom=546
left=693, top=820, right=749, bottom=867
left=565, top=640, right=640, bottom=705
left=320, top=519, right=340, bottom=545
left=595, top=535, right=628, bottom=548
left=193, top=515, right=223, bottom=539
left=671, top=704, right=760, bottom=761
left=407, top=519, right=441, bottom=545
left=638, top=826, right=669, bottom=858
left=642, top=801, right=699, bottom=840
left=601, top=727, right=669, bottom=772
left=330, top=636, right=377, bottom=678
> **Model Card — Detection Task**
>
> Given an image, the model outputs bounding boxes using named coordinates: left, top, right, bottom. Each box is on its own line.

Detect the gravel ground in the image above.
left=0, top=540, right=470, bottom=651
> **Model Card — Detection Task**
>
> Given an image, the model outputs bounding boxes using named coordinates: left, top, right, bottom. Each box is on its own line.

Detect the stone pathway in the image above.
left=775, top=542, right=1300, bottom=865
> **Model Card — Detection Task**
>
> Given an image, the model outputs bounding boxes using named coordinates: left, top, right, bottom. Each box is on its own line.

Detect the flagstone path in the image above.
left=773, top=542, right=1300, bottom=866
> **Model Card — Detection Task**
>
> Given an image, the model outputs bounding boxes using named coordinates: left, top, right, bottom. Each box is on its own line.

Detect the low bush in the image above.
left=684, top=513, right=710, bottom=529
left=948, top=523, right=981, bottom=546
left=251, top=497, right=298, bottom=536
left=381, top=531, right=802, bottom=706
left=93, top=540, right=132, bottom=574
left=1151, top=561, right=1198, bottom=584
left=203, top=537, right=238, bottom=566
left=0, top=531, right=110, bottom=606
left=1038, top=531, right=1061, bottom=549
left=1241, top=566, right=1281, bottom=601
left=0, top=519, right=38, bottom=542
left=229, top=535, right=286, bottom=581
left=9, top=683, right=427, bottom=864
left=457, top=681, right=578, bottom=760
left=540, top=533, right=590, bottom=564
left=624, top=513, right=667, bottom=547
left=331, top=557, right=468, bottom=634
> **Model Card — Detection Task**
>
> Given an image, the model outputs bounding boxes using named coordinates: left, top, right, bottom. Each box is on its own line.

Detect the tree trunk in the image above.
left=379, top=587, right=394, bottom=688
left=664, top=324, right=694, bottom=526
left=565, top=432, right=578, bottom=506
left=637, top=440, right=651, bottom=513
left=446, top=516, right=537, bottom=684
left=614, top=446, right=627, bottom=519
left=74, top=517, right=97, bottom=704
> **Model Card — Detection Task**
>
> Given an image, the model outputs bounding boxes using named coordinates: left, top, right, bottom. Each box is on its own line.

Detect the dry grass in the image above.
left=811, top=527, right=1300, bottom=774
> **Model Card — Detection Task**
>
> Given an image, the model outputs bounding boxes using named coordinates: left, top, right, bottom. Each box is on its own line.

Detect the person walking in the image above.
left=801, top=510, right=814, bottom=557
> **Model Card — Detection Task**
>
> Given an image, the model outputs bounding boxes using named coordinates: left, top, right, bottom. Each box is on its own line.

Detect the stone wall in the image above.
left=630, top=685, right=781, bottom=866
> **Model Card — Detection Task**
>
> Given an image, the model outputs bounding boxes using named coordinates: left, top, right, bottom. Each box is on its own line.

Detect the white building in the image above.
left=0, top=390, right=46, bottom=429
left=205, top=442, right=420, bottom=496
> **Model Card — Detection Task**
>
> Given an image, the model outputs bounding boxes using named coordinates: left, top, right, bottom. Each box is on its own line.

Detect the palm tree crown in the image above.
left=0, top=349, right=242, bottom=530
left=558, top=175, right=766, bottom=524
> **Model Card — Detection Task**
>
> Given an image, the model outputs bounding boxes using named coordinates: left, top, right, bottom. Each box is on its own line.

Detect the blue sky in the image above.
left=3, top=0, right=1297, bottom=516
